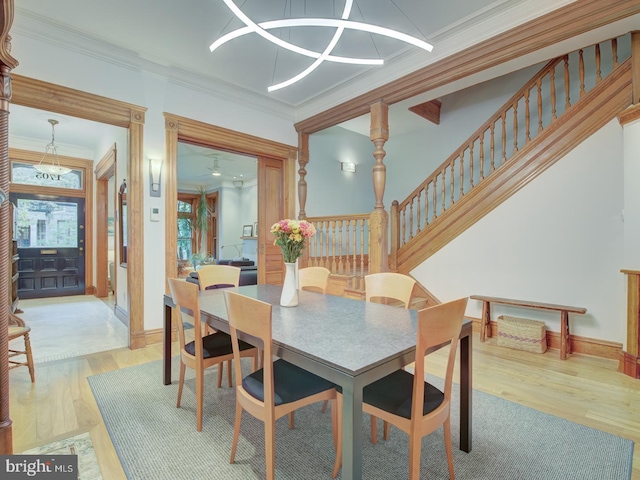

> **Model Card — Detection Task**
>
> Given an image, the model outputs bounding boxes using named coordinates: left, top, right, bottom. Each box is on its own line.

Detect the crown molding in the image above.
left=11, top=8, right=296, bottom=123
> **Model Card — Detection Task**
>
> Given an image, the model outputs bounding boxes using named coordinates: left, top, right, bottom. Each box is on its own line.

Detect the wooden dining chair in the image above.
left=362, top=272, right=417, bottom=433
left=168, top=278, right=258, bottom=432
left=333, top=297, right=468, bottom=480
left=223, top=290, right=339, bottom=480
left=196, top=264, right=242, bottom=387
left=298, top=266, right=331, bottom=293
left=365, top=272, right=416, bottom=308
left=8, top=310, right=35, bottom=383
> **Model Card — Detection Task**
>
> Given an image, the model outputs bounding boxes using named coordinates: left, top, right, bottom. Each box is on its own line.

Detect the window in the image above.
left=177, top=196, right=195, bottom=261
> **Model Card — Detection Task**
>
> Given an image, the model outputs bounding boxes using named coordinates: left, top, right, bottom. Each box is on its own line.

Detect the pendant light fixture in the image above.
left=210, top=0, right=433, bottom=92
left=211, top=158, right=222, bottom=176
left=35, top=119, right=72, bottom=175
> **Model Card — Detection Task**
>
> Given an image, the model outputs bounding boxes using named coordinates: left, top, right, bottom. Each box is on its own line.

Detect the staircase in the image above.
left=392, top=34, right=633, bottom=274
left=306, top=34, right=634, bottom=301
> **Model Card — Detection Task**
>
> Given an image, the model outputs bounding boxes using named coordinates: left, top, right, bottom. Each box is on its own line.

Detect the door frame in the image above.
left=11, top=74, right=147, bottom=349
left=94, top=144, right=117, bottom=298
left=163, top=113, right=297, bottom=288
left=9, top=148, right=94, bottom=294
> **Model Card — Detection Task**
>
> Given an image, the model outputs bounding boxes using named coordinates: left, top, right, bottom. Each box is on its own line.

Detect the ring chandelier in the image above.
left=210, top=0, right=433, bottom=92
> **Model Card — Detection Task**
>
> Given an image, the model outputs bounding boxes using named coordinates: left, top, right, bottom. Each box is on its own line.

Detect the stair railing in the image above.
left=305, top=214, right=370, bottom=285
left=394, top=34, right=629, bottom=250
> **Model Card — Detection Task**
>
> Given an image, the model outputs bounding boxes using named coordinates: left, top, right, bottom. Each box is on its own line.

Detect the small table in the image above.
left=163, top=285, right=473, bottom=480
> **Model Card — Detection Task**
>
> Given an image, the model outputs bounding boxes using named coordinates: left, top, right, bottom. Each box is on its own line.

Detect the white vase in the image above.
left=280, top=262, right=299, bottom=307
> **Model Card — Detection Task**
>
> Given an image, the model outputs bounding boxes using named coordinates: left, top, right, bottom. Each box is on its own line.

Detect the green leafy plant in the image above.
left=193, top=188, right=212, bottom=255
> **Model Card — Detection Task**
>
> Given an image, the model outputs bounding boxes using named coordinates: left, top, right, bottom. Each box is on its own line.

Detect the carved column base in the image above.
left=619, top=351, right=640, bottom=379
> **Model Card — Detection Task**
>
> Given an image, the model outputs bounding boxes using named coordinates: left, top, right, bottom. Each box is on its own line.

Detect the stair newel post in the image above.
left=297, top=132, right=310, bottom=267
left=297, top=131, right=309, bottom=221
left=0, top=0, right=17, bottom=455
left=390, top=201, right=399, bottom=272
left=369, top=100, right=389, bottom=274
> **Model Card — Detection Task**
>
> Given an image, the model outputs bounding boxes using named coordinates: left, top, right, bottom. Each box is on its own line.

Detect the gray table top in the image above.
left=197, top=284, right=419, bottom=377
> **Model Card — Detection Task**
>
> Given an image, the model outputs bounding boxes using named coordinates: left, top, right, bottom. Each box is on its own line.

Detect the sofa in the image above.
left=186, top=259, right=257, bottom=289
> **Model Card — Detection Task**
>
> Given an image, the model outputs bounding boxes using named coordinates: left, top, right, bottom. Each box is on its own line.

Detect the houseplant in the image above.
left=271, top=219, right=316, bottom=306
left=192, top=187, right=212, bottom=258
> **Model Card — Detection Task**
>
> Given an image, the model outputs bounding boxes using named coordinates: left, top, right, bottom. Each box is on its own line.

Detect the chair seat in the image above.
left=184, top=331, right=253, bottom=359
left=243, top=359, right=335, bottom=406
left=363, top=369, right=444, bottom=419
left=9, top=325, right=30, bottom=340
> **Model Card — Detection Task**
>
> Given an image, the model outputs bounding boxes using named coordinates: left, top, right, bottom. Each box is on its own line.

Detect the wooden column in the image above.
left=297, top=132, right=309, bottom=220
left=620, top=269, right=640, bottom=378
left=0, top=0, right=17, bottom=454
left=369, top=101, right=389, bottom=274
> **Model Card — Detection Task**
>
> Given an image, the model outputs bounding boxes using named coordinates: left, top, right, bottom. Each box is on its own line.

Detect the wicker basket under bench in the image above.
left=470, top=295, right=587, bottom=360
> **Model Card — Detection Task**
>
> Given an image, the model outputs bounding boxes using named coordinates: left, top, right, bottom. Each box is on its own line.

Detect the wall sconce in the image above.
left=341, top=161, right=356, bottom=173
left=149, top=158, right=163, bottom=197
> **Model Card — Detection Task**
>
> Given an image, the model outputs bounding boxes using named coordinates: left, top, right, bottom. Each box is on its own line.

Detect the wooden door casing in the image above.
left=258, top=156, right=286, bottom=285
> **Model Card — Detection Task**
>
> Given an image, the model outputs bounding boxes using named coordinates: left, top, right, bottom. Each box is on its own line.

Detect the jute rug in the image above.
left=88, top=360, right=634, bottom=479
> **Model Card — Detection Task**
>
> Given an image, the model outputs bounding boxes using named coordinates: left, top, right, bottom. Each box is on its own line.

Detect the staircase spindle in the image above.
left=469, top=144, right=474, bottom=188
left=425, top=184, right=429, bottom=226
left=359, top=219, right=365, bottom=280
left=409, top=201, right=414, bottom=239
left=579, top=49, right=585, bottom=98
left=433, top=176, right=437, bottom=220
left=612, top=38, right=618, bottom=68
left=550, top=68, right=557, bottom=121
left=501, top=113, right=507, bottom=166
left=450, top=161, right=455, bottom=204
left=479, top=136, right=485, bottom=180
left=536, top=79, right=543, bottom=133
left=344, top=220, right=351, bottom=274
left=525, top=88, right=531, bottom=143
left=337, top=220, right=343, bottom=274
left=441, top=168, right=446, bottom=210
left=595, top=44, right=602, bottom=83
left=490, top=123, right=495, bottom=172
left=401, top=208, right=406, bottom=246
left=513, top=103, right=519, bottom=153
left=459, top=152, right=464, bottom=197
left=330, top=220, right=337, bottom=272
left=416, top=190, right=421, bottom=234
left=564, top=55, right=570, bottom=110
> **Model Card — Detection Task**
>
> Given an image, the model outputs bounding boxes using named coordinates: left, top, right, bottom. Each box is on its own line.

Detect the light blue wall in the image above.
left=307, top=126, right=376, bottom=216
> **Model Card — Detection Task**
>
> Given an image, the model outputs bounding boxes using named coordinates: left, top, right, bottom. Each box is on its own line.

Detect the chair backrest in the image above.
left=196, top=264, right=241, bottom=290
left=365, top=272, right=416, bottom=308
left=168, top=278, right=203, bottom=355
left=298, top=266, right=330, bottom=294
left=223, top=290, right=274, bottom=405
left=412, top=297, right=468, bottom=420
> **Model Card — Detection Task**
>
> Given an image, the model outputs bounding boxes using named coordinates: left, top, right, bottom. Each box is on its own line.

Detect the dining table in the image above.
left=163, top=284, right=473, bottom=480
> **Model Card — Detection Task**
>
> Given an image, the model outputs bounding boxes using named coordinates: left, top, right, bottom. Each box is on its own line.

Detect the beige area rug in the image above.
left=11, top=295, right=129, bottom=363
left=21, top=432, right=102, bottom=480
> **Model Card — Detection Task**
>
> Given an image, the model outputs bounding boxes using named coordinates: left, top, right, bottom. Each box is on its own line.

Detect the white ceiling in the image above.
left=12, top=0, right=579, bottom=120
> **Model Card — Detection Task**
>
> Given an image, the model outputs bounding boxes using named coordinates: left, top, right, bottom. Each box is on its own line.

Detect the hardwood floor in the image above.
left=8, top=334, right=640, bottom=479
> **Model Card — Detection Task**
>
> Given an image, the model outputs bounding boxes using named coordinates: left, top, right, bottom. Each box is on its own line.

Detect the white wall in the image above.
left=412, top=120, right=625, bottom=343
left=12, top=33, right=297, bottom=331
left=622, top=118, right=640, bottom=270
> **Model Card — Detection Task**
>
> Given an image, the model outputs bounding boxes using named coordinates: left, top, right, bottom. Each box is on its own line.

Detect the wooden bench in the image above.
left=470, top=295, right=587, bottom=360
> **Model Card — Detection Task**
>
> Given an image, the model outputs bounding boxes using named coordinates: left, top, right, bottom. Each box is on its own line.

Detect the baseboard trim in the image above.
left=144, top=328, right=165, bottom=345
left=114, top=304, right=129, bottom=327
left=468, top=316, right=622, bottom=360
left=619, top=351, right=640, bottom=378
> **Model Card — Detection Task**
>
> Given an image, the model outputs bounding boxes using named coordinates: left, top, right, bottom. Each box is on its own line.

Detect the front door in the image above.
left=10, top=193, right=86, bottom=299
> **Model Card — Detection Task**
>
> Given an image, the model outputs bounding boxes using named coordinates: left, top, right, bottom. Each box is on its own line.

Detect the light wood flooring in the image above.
left=8, top=334, right=640, bottom=479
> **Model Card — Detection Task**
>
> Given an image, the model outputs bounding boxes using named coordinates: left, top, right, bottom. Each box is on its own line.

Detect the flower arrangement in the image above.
left=271, top=219, right=316, bottom=263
